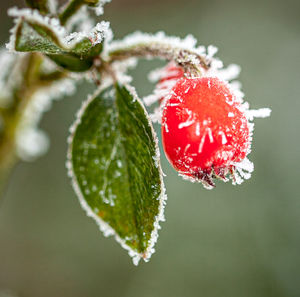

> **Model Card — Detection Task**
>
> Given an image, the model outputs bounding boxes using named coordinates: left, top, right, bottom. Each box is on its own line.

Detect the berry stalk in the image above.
left=106, top=42, right=211, bottom=77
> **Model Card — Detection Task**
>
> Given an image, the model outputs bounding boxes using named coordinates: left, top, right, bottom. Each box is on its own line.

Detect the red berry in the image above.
left=161, top=77, right=250, bottom=188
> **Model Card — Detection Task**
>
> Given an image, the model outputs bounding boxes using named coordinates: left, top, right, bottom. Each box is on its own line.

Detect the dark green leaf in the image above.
left=68, top=84, right=166, bottom=264
left=13, top=18, right=103, bottom=72
left=59, top=0, right=105, bottom=25
left=25, top=0, right=50, bottom=14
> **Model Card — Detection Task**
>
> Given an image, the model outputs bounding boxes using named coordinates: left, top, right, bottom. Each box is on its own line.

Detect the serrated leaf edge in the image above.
left=6, top=7, right=111, bottom=53
left=66, top=83, right=167, bottom=265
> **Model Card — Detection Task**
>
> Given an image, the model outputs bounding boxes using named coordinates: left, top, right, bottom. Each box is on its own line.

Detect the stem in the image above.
left=0, top=53, right=68, bottom=193
left=25, top=0, right=50, bottom=15
left=59, top=0, right=84, bottom=26
left=59, top=0, right=100, bottom=25
left=94, top=57, right=117, bottom=84
left=106, top=42, right=211, bottom=77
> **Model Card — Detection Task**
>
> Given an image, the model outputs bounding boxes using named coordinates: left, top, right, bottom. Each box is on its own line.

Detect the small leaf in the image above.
left=25, top=0, right=51, bottom=14
left=59, top=0, right=107, bottom=25
left=9, top=9, right=108, bottom=72
left=68, top=84, right=166, bottom=264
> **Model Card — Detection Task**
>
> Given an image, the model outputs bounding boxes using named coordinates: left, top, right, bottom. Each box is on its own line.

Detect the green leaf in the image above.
left=25, top=0, right=51, bottom=14
left=68, top=84, right=166, bottom=265
left=12, top=16, right=104, bottom=72
left=60, top=0, right=97, bottom=25
left=59, top=0, right=107, bottom=25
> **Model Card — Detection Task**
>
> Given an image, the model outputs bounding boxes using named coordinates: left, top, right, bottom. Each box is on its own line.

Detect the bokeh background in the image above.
left=0, top=0, right=300, bottom=296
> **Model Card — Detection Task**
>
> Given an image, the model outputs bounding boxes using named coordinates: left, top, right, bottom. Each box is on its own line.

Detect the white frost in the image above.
left=105, top=31, right=199, bottom=59
left=0, top=49, right=18, bottom=107
left=7, top=7, right=112, bottom=52
left=246, top=108, right=272, bottom=121
left=48, top=0, right=57, bottom=14
left=178, top=109, right=194, bottom=129
left=16, top=129, right=49, bottom=161
left=67, top=83, right=167, bottom=265
left=16, top=75, right=77, bottom=161
left=94, top=0, right=112, bottom=16
left=65, top=6, right=95, bottom=33
left=138, top=33, right=271, bottom=187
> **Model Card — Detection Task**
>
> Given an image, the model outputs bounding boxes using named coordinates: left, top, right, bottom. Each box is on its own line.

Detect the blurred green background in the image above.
left=0, top=0, right=300, bottom=296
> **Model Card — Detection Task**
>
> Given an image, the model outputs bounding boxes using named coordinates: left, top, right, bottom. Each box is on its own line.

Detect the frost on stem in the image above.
left=105, top=31, right=211, bottom=76
left=48, top=0, right=58, bottom=13
left=16, top=73, right=77, bottom=161
left=0, top=49, right=19, bottom=107
left=59, top=0, right=111, bottom=26
left=65, top=6, right=95, bottom=33
left=94, top=0, right=112, bottom=16
left=0, top=49, right=78, bottom=161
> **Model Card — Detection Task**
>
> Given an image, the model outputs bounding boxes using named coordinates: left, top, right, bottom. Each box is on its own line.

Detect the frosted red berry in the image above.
left=161, top=77, right=250, bottom=188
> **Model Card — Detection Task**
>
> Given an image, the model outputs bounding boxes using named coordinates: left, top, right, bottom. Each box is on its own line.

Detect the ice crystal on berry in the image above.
left=146, top=47, right=270, bottom=188
left=162, top=77, right=251, bottom=188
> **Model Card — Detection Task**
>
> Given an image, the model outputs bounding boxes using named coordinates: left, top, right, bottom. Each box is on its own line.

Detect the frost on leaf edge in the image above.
left=66, top=82, right=167, bottom=265
left=6, top=7, right=111, bottom=53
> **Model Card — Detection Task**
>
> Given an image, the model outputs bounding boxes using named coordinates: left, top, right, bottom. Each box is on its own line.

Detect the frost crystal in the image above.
left=142, top=38, right=271, bottom=187
left=16, top=75, right=77, bottom=161
left=105, top=31, right=199, bottom=58
left=94, top=0, right=112, bottom=16
left=245, top=108, right=272, bottom=121
left=65, top=6, right=95, bottom=33
left=7, top=7, right=65, bottom=52
left=48, top=0, right=57, bottom=14
left=6, top=8, right=112, bottom=51
left=1, top=47, right=77, bottom=161
left=16, top=128, right=49, bottom=161
left=0, top=49, right=17, bottom=107
left=67, top=84, right=167, bottom=265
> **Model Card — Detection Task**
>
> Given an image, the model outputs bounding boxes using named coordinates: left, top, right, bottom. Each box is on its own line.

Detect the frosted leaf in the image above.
left=64, top=21, right=111, bottom=47
left=7, top=8, right=111, bottom=51
left=39, top=56, right=62, bottom=74
left=7, top=7, right=65, bottom=52
left=68, top=83, right=167, bottom=265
